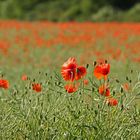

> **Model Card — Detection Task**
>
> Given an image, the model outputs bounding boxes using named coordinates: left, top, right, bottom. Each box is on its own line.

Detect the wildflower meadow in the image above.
left=0, top=21, right=140, bottom=139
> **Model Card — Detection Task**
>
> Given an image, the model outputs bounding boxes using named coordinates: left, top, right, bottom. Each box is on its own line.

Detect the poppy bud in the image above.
left=93, top=61, right=97, bottom=66
left=86, top=64, right=89, bottom=68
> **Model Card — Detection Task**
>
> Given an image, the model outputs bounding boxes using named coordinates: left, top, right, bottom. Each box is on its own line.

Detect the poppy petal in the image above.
left=76, top=66, right=87, bottom=80
left=64, top=83, right=78, bottom=93
left=61, top=57, right=77, bottom=81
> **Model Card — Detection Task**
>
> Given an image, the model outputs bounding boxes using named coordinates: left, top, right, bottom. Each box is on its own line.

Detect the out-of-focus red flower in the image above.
left=123, top=83, right=129, bottom=92
left=76, top=66, right=87, bottom=80
left=61, top=57, right=77, bottom=81
left=21, top=74, right=27, bottom=81
left=64, top=83, right=78, bottom=93
left=32, top=83, right=42, bottom=92
left=94, top=63, right=110, bottom=80
left=107, top=98, right=118, bottom=106
left=83, top=79, right=89, bottom=85
left=0, top=79, right=9, bottom=89
left=61, top=57, right=86, bottom=81
left=98, top=84, right=110, bottom=96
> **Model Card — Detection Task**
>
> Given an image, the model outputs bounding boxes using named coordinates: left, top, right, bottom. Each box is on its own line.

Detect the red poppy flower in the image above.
left=21, top=74, right=27, bottom=81
left=76, top=66, right=87, bottom=80
left=61, top=57, right=77, bottom=81
left=98, top=84, right=110, bottom=96
left=61, top=57, right=87, bottom=81
left=32, top=83, right=42, bottom=92
left=107, top=98, right=118, bottom=106
left=83, top=79, right=89, bottom=85
left=123, top=83, right=129, bottom=92
left=94, top=63, right=110, bottom=80
left=0, top=79, right=9, bottom=89
left=64, top=83, right=78, bottom=93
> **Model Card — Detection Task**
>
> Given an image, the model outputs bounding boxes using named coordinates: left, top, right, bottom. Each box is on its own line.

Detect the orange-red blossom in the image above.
left=0, top=79, right=9, bottom=89
left=21, top=74, right=28, bottom=81
left=94, top=62, right=110, bottom=80
left=98, top=84, right=110, bottom=97
left=61, top=57, right=86, bottom=81
left=32, top=83, right=42, bottom=92
left=107, top=97, right=118, bottom=106
left=61, top=57, right=87, bottom=93
left=64, top=83, right=78, bottom=93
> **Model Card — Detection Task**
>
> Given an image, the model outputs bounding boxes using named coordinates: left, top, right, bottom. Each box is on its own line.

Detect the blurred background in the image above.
left=0, top=0, right=140, bottom=22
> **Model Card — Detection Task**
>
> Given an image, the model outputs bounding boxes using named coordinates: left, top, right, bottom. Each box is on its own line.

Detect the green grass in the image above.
left=0, top=57, right=140, bottom=139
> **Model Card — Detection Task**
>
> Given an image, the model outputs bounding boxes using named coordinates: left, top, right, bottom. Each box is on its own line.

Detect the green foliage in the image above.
left=0, top=0, right=140, bottom=21
left=1, top=67, right=140, bottom=139
left=92, top=6, right=116, bottom=22
left=123, top=4, right=140, bottom=22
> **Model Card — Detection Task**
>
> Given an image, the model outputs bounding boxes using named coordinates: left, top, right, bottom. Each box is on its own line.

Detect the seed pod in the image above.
left=113, top=91, right=115, bottom=96
left=121, top=104, right=124, bottom=111
left=121, top=87, right=123, bottom=93
left=53, top=117, right=55, bottom=122
left=130, top=70, right=133, bottom=73
left=116, top=79, right=120, bottom=83
left=86, top=64, right=89, bottom=69
left=93, top=61, right=97, bottom=66
left=105, top=60, right=108, bottom=63
left=92, top=87, right=94, bottom=92
left=95, top=110, right=98, bottom=115
left=126, top=76, right=129, bottom=81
